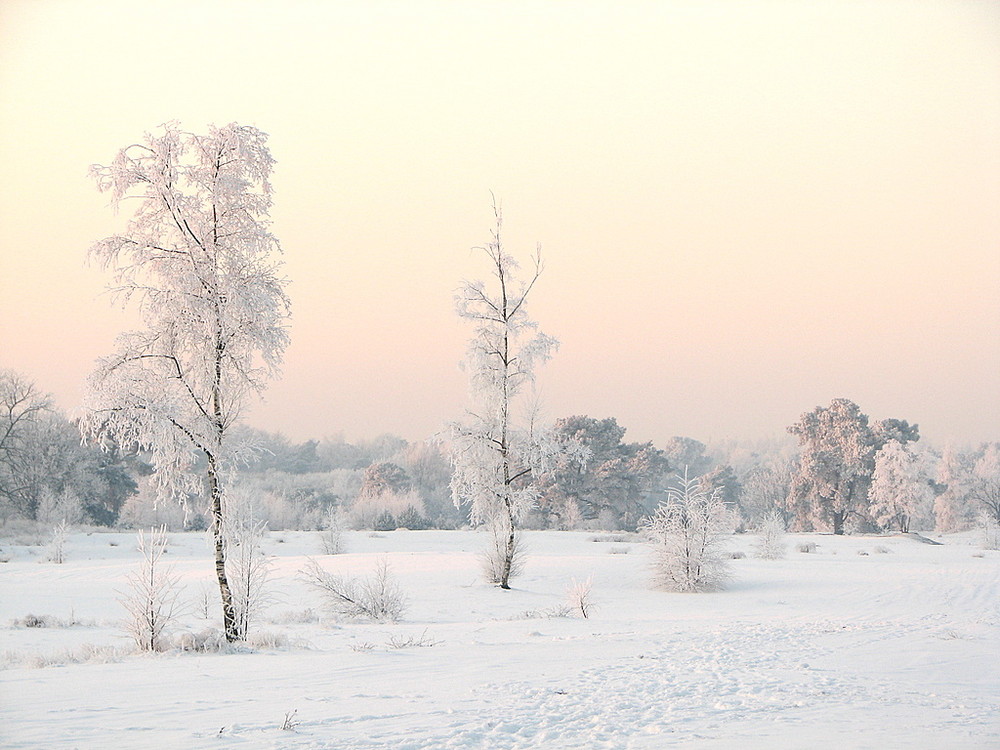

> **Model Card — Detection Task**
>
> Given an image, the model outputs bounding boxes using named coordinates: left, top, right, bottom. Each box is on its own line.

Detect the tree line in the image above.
left=3, top=365, right=996, bottom=539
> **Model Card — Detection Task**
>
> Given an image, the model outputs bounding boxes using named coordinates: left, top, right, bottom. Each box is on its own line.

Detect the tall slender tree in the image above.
left=82, top=122, right=290, bottom=641
left=450, top=199, right=557, bottom=589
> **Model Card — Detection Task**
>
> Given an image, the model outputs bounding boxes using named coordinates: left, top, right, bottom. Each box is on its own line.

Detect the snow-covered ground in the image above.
left=1, top=529, right=997, bottom=749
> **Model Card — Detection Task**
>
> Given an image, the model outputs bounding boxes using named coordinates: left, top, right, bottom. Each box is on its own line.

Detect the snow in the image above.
left=1, top=529, right=998, bottom=749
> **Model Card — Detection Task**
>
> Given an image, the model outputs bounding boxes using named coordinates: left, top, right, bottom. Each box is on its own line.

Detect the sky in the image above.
left=1, top=0, right=998, bottom=449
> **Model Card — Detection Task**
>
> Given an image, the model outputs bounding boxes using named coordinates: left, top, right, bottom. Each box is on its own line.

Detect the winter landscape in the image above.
left=1, top=2, right=998, bottom=749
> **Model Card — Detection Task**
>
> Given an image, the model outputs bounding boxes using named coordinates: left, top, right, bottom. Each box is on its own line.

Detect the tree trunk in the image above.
left=832, top=510, right=845, bottom=535
left=208, top=455, right=239, bottom=641
left=499, top=504, right=516, bottom=590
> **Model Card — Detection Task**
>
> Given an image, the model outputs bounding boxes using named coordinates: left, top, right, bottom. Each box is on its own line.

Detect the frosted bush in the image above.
left=45, top=520, right=68, bottom=564
left=753, top=511, right=787, bottom=560
left=302, top=556, right=407, bottom=622
left=319, top=506, right=346, bottom=554
left=350, top=489, right=425, bottom=530
left=643, top=470, right=735, bottom=593
left=979, top=512, right=1000, bottom=551
left=567, top=577, right=595, bottom=618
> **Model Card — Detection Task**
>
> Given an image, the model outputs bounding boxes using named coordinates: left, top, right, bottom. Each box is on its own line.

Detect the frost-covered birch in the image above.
left=81, top=123, right=290, bottom=642
left=869, top=440, right=934, bottom=533
left=450, top=200, right=558, bottom=589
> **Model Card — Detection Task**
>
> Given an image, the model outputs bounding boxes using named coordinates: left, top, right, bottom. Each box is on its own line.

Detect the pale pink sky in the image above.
left=1, top=0, right=998, bottom=447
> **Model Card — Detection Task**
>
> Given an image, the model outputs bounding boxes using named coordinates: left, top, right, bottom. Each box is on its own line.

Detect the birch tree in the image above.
left=82, top=122, right=290, bottom=642
left=450, top=200, right=558, bottom=589
left=868, top=439, right=933, bottom=532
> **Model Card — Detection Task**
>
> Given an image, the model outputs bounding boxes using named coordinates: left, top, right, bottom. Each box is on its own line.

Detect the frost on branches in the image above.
left=868, top=440, right=933, bottom=533
left=450, top=200, right=559, bottom=589
left=643, top=469, right=735, bottom=592
left=81, top=123, right=290, bottom=642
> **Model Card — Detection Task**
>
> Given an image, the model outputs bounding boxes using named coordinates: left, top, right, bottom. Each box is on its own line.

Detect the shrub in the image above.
left=223, top=491, right=273, bottom=641
left=319, top=506, right=346, bottom=555
left=643, top=470, right=735, bottom=592
left=45, top=521, right=69, bottom=564
left=567, top=577, right=595, bottom=618
left=753, top=511, right=787, bottom=560
left=301, top=556, right=407, bottom=622
left=395, top=505, right=430, bottom=530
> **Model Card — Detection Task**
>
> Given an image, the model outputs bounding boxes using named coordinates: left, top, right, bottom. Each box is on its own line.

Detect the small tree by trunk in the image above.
left=120, top=527, right=182, bottom=652
left=223, top=489, right=271, bottom=641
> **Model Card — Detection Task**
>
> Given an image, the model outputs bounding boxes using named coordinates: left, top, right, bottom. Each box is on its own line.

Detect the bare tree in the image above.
left=450, top=199, right=558, bottom=589
left=82, top=123, right=290, bottom=641
left=971, top=443, right=1000, bottom=523
left=0, top=370, right=52, bottom=519
left=120, top=527, right=183, bottom=652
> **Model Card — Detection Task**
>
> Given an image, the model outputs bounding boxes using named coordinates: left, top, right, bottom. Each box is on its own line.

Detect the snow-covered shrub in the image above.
left=481, top=518, right=526, bottom=585
left=13, top=614, right=48, bottom=628
left=45, top=520, right=68, bottom=564
left=120, top=527, right=183, bottom=652
left=319, top=506, right=345, bottom=555
left=567, top=577, right=595, bottom=618
left=753, top=511, right=786, bottom=560
left=301, top=556, right=407, bottom=622
left=176, top=628, right=227, bottom=653
left=373, top=509, right=397, bottom=532
left=730, top=550, right=747, bottom=559
left=643, top=470, right=736, bottom=592
left=555, top=500, right=585, bottom=531
left=978, top=512, right=1000, bottom=551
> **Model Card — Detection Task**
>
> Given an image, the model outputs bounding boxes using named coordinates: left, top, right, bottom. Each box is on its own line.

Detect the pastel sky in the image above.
left=1, top=0, right=997, bottom=447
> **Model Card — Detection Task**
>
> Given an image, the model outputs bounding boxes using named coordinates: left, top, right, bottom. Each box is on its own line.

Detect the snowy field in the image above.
left=1, top=529, right=997, bottom=749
